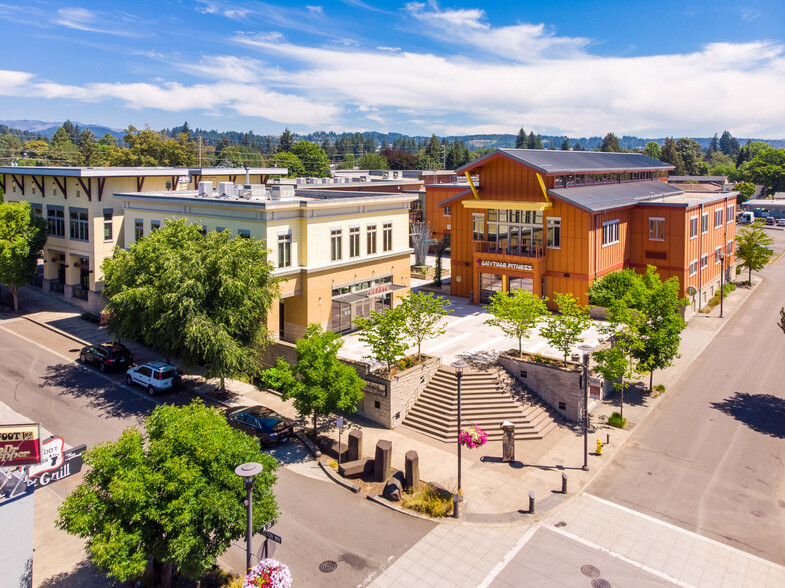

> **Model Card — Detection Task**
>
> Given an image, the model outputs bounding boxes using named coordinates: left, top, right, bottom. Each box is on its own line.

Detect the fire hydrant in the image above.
left=596, top=438, right=603, bottom=455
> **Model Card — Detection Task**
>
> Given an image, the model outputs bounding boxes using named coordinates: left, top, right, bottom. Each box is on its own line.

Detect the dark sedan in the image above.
left=225, top=405, right=295, bottom=447
left=79, top=343, right=134, bottom=373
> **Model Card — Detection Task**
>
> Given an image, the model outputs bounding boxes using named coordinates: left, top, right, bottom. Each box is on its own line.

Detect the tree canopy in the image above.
left=57, top=400, right=278, bottom=587
left=270, top=151, right=306, bottom=177
left=290, top=140, right=331, bottom=176
left=398, top=291, right=452, bottom=360
left=111, top=126, right=197, bottom=167
left=539, top=292, right=592, bottom=362
left=746, top=147, right=785, bottom=196
left=358, top=152, right=390, bottom=170
left=600, top=132, right=622, bottom=152
left=260, top=324, right=365, bottom=434
left=355, top=306, right=408, bottom=374
left=735, top=220, right=774, bottom=283
left=484, top=289, right=548, bottom=357
left=102, top=219, right=280, bottom=389
left=0, top=201, right=48, bottom=310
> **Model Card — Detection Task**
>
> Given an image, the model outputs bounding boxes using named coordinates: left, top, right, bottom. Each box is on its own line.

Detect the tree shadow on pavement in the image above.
left=710, top=392, right=785, bottom=438
left=38, top=560, right=122, bottom=588
left=39, top=363, right=153, bottom=422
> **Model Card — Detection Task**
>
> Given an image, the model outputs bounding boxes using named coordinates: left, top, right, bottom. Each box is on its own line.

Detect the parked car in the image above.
left=79, top=343, right=133, bottom=373
left=777, top=219, right=785, bottom=227
left=225, top=405, right=294, bottom=447
left=125, top=361, right=181, bottom=395
left=765, top=216, right=775, bottom=225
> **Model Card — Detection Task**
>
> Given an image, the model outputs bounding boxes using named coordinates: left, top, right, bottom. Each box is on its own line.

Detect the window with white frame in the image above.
left=331, top=228, right=342, bottom=261
left=715, top=247, right=722, bottom=264
left=701, top=212, right=708, bottom=234
left=278, top=232, right=291, bottom=267
left=690, top=216, right=698, bottom=239
left=689, top=260, right=698, bottom=276
left=714, top=209, right=723, bottom=228
left=727, top=240, right=733, bottom=255
left=649, top=217, right=665, bottom=241
left=602, top=220, right=620, bottom=246
left=349, top=226, right=360, bottom=258
left=383, top=222, right=393, bottom=252
left=444, top=206, right=451, bottom=217
left=103, top=210, right=112, bottom=241
left=727, top=204, right=734, bottom=223
left=134, top=219, right=144, bottom=242
left=69, top=209, right=89, bottom=241
left=367, top=224, right=377, bottom=254
left=547, top=217, right=561, bottom=248
left=472, top=213, right=484, bottom=241
left=700, top=253, right=708, bottom=269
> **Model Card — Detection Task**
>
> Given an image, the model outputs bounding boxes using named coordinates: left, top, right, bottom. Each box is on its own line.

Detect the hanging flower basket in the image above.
left=458, top=424, right=488, bottom=448
left=243, top=558, right=293, bottom=588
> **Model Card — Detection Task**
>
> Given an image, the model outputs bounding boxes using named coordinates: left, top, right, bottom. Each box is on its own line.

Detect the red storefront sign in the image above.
left=0, top=423, right=42, bottom=467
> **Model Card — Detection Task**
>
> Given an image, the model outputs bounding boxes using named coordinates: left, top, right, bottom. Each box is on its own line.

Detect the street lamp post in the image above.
left=720, top=253, right=726, bottom=318
left=235, top=462, right=264, bottom=573
left=579, top=344, right=594, bottom=471
left=452, top=360, right=467, bottom=498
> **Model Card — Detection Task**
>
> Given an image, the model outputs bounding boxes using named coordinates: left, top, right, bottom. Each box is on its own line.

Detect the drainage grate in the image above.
left=581, top=565, right=601, bottom=578
left=591, top=579, right=612, bottom=588
left=319, top=560, right=338, bottom=573
left=554, top=521, right=567, bottom=528
left=750, top=510, right=766, bottom=518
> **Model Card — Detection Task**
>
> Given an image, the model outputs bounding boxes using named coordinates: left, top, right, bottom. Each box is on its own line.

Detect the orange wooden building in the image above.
left=432, top=150, right=737, bottom=316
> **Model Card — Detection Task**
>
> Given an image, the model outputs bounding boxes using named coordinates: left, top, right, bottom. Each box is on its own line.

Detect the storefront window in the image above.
left=547, top=217, right=561, bottom=248
left=479, top=273, right=503, bottom=304
left=472, top=214, right=484, bottom=240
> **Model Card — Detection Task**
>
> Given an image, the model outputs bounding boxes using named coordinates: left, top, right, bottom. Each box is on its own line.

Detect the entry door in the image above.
left=479, top=273, right=503, bottom=304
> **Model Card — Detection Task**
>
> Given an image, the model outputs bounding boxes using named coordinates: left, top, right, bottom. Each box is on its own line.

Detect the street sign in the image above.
left=423, top=239, right=438, bottom=246
left=686, top=285, right=698, bottom=296
left=262, top=519, right=276, bottom=532
left=336, top=417, right=344, bottom=429
left=261, top=530, right=282, bottom=544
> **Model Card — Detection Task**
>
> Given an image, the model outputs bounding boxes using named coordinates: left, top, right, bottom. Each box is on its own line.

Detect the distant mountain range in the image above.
left=2, top=119, right=783, bottom=150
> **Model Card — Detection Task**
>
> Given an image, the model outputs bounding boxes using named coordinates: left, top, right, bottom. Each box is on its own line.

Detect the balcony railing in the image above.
left=474, top=240, right=543, bottom=258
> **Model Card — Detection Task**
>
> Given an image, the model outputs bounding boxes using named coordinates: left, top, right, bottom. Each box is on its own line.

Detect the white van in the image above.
left=738, top=211, right=755, bottom=224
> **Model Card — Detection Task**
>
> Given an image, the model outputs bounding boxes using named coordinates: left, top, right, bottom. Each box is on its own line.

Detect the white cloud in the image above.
left=176, top=55, right=266, bottom=82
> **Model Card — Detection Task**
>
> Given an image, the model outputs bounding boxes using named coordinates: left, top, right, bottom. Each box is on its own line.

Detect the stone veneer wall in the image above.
left=343, top=355, right=441, bottom=429
left=498, top=354, right=610, bottom=422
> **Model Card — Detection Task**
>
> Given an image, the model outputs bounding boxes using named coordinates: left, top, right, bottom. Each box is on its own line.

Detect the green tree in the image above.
left=98, top=132, right=117, bottom=146
left=111, top=126, right=196, bottom=167
left=0, top=201, right=48, bottom=310
left=560, top=138, right=571, bottom=150
left=527, top=132, right=544, bottom=149
left=57, top=400, right=278, bottom=587
left=102, top=220, right=279, bottom=390
left=539, top=292, right=592, bottom=363
left=587, top=268, right=648, bottom=310
left=79, top=129, right=98, bottom=166
left=381, top=148, right=417, bottom=170
left=736, top=140, right=769, bottom=167
left=270, top=151, right=306, bottom=177
left=398, top=291, right=452, bottom=360
left=354, top=306, right=408, bottom=374
left=735, top=220, right=774, bottom=283
left=336, top=153, right=355, bottom=170
left=515, top=128, right=527, bottom=148
left=592, top=301, right=643, bottom=422
left=445, top=139, right=470, bottom=169
left=278, top=128, right=294, bottom=152
left=291, top=140, right=331, bottom=176
left=644, top=141, right=661, bottom=159
left=659, top=137, right=685, bottom=175
left=719, top=130, right=740, bottom=157
left=260, top=324, right=365, bottom=435
left=746, top=148, right=785, bottom=196
left=676, top=138, right=704, bottom=175
left=484, top=289, right=548, bottom=357
left=418, top=135, right=443, bottom=170
left=734, top=181, right=756, bottom=203
left=708, top=133, right=719, bottom=156
left=357, top=152, right=389, bottom=170
left=601, top=132, right=621, bottom=152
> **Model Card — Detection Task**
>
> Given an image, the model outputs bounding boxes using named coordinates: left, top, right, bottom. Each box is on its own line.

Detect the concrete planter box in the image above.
left=499, top=352, right=610, bottom=422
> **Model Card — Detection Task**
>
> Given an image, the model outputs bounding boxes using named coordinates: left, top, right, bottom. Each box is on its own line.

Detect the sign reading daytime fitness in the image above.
left=478, top=260, right=533, bottom=272
left=0, top=423, right=42, bottom=467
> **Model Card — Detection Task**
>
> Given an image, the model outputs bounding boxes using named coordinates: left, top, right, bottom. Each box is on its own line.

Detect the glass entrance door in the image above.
left=479, top=273, right=503, bottom=303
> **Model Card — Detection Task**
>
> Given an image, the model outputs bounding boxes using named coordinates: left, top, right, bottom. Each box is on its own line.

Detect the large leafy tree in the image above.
left=484, top=289, right=548, bottom=357
left=587, top=268, right=649, bottom=310
left=291, top=140, right=331, bottom=176
left=644, top=141, right=661, bottom=159
left=398, top=291, right=452, bottom=360
left=102, top=219, right=279, bottom=389
left=719, top=130, right=740, bottom=157
left=734, top=181, right=756, bottom=203
left=735, top=220, right=774, bottom=283
left=0, top=202, right=48, bottom=310
left=676, top=138, right=704, bottom=175
left=540, top=292, right=592, bottom=363
left=600, top=132, right=621, bottom=152
left=746, top=147, right=785, bottom=196
left=380, top=148, right=417, bottom=170
left=660, top=137, right=685, bottom=175
left=270, top=151, right=306, bottom=177
left=260, top=324, right=365, bottom=435
left=110, top=126, right=197, bottom=167
left=277, top=128, right=294, bottom=152
left=357, top=152, right=389, bottom=170
left=57, top=400, right=278, bottom=587
left=354, top=306, right=408, bottom=374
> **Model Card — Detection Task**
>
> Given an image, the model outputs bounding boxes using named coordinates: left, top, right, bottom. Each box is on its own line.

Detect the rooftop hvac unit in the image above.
left=218, top=182, right=233, bottom=198
left=270, top=184, right=295, bottom=200
left=198, top=181, right=213, bottom=198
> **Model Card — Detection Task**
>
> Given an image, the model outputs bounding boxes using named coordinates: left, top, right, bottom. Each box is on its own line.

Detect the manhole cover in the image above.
left=581, top=565, right=601, bottom=578
left=591, top=579, right=612, bottom=588
left=554, top=521, right=567, bottom=527
left=319, top=560, right=338, bottom=573
left=751, top=510, right=766, bottom=518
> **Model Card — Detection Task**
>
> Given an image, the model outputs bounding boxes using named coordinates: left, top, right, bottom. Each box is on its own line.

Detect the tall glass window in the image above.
left=349, top=227, right=360, bottom=257
left=648, top=218, right=664, bottom=241
left=103, top=210, right=113, bottom=241
left=278, top=233, right=291, bottom=267
left=367, top=224, right=377, bottom=254
left=69, top=209, right=89, bottom=241
left=331, top=229, right=342, bottom=261
left=47, top=207, right=65, bottom=237
left=547, top=217, right=561, bottom=248
left=135, top=219, right=144, bottom=242
left=383, top=223, right=393, bottom=252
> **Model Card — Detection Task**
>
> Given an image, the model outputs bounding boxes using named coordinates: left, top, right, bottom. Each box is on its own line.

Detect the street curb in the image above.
left=20, top=314, right=93, bottom=347
left=294, top=431, right=322, bottom=458
left=317, top=458, right=362, bottom=494
left=365, top=493, right=440, bottom=521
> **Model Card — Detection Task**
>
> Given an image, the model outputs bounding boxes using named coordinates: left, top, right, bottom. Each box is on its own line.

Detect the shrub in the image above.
left=401, top=484, right=454, bottom=517
left=608, top=411, right=627, bottom=428
left=653, top=384, right=666, bottom=394
left=700, top=282, right=737, bottom=312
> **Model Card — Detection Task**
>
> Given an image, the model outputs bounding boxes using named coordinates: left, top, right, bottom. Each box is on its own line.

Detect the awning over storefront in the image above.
left=461, top=200, right=552, bottom=211
left=332, top=283, right=407, bottom=304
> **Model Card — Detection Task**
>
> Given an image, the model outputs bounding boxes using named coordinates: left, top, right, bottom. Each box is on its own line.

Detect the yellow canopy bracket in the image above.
left=464, top=171, right=480, bottom=199
left=536, top=173, right=550, bottom=202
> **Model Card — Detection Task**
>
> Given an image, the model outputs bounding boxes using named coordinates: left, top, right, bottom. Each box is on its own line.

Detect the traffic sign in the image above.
left=261, top=530, right=282, bottom=544
left=336, top=417, right=344, bottom=429
left=262, top=519, right=276, bottom=532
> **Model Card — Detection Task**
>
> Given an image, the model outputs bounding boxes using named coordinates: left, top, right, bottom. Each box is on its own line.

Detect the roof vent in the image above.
left=198, top=181, right=213, bottom=198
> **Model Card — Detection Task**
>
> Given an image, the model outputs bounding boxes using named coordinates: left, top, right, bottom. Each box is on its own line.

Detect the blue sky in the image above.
left=1, top=0, right=783, bottom=138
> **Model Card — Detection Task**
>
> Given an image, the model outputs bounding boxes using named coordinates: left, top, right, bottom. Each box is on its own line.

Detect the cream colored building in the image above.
left=114, top=184, right=415, bottom=341
left=0, top=167, right=284, bottom=310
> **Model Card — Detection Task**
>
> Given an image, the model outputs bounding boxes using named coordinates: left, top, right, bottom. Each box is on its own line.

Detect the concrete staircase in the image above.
left=402, top=366, right=559, bottom=443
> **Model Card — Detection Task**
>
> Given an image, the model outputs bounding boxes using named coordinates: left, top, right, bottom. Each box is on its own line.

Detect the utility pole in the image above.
left=197, top=135, right=202, bottom=167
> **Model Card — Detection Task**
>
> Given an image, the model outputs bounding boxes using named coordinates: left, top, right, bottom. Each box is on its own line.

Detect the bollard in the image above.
left=596, top=438, right=603, bottom=455
left=453, top=494, right=461, bottom=519
left=528, top=490, right=535, bottom=514
left=606, top=433, right=610, bottom=446
left=561, top=472, right=567, bottom=494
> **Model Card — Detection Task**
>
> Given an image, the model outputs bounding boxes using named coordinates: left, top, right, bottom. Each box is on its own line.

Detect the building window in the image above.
left=383, top=222, right=393, bottom=252
left=151, top=220, right=160, bottom=232
left=349, top=227, right=360, bottom=258
left=700, top=254, right=708, bottom=269
left=199, top=225, right=207, bottom=237
left=331, top=228, right=342, bottom=261
left=689, top=260, right=697, bottom=276
left=135, top=219, right=144, bottom=242
left=31, top=204, right=43, bottom=219
left=690, top=216, right=698, bottom=239
left=69, top=209, right=89, bottom=241
left=278, top=232, right=291, bottom=268
left=602, top=220, right=620, bottom=246
left=367, top=224, right=377, bottom=255
left=727, top=205, right=734, bottom=223
left=444, top=206, right=451, bottom=217
left=714, top=209, right=723, bottom=228
left=103, top=210, right=113, bottom=241
left=701, top=212, right=708, bottom=234
left=727, top=240, right=733, bottom=255
left=238, top=229, right=250, bottom=239
left=649, top=217, right=665, bottom=241
left=472, top=214, right=484, bottom=241
left=47, top=207, right=65, bottom=238
left=547, top=217, right=561, bottom=248
left=715, top=247, right=722, bottom=264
